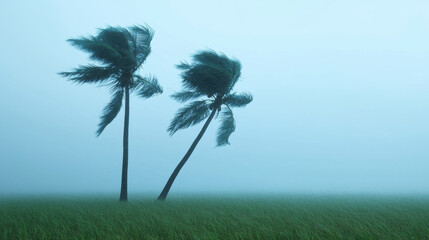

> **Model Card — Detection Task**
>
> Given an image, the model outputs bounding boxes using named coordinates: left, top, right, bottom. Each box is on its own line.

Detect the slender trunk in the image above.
left=120, top=86, right=130, bottom=202
left=157, top=108, right=217, bottom=200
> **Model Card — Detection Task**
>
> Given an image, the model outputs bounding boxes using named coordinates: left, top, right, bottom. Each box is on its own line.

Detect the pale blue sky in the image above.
left=0, top=0, right=428, bottom=196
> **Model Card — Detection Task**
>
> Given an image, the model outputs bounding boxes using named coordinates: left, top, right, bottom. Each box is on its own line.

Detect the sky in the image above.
left=0, top=0, right=428, bottom=197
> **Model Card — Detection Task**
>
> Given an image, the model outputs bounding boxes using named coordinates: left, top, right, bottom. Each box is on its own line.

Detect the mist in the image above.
left=1, top=0, right=428, bottom=198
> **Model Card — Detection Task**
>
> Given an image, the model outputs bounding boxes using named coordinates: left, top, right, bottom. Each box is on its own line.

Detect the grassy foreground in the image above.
left=1, top=195, right=429, bottom=239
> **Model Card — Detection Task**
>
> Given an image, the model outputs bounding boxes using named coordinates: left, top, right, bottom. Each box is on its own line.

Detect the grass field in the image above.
left=1, top=195, right=429, bottom=239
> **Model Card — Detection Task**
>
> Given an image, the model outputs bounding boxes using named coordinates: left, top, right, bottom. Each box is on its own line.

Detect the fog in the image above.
left=1, top=0, right=428, bottom=197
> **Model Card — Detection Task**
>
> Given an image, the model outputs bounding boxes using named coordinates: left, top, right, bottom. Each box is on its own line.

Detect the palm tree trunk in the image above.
left=120, top=86, right=130, bottom=202
left=157, top=108, right=217, bottom=200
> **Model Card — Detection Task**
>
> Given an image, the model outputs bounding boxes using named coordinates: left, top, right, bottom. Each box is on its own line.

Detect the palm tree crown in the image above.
left=59, top=25, right=163, bottom=135
left=169, top=50, right=252, bottom=146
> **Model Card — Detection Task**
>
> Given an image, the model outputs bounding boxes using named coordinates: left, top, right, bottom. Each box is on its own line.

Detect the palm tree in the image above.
left=59, top=25, right=163, bottom=202
left=157, top=50, right=253, bottom=200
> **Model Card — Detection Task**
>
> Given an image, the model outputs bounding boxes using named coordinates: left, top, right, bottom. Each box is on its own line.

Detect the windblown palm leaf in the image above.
left=168, top=100, right=210, bottom=135
left=96, top=89, right=123, bottom=136
left=133, top=75, right=163, bottom=99
left=67, top=37, right=123, bottom=66
left=223, top=92, right=253, bottom=108
left=217, top=107, right=236, bottom=146
left=129, top=25, right=154, bottom=66
left=171, top=91, right=204, bottom=103
left=59, top=65, right=117, bottom=84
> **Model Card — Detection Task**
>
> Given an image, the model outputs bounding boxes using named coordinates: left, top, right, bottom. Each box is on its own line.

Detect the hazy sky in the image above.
left=1, top=0, right=428, bottom=197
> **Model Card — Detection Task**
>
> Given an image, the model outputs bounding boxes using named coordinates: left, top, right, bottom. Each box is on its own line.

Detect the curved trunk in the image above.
left=157, top=108, right=217, bottom=200
left=120, top=86, right=130, bottom=202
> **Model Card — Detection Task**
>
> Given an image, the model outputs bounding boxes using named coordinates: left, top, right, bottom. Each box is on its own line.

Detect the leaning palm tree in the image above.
left=59, top=25, right=162, bottom=202
left=157, top=50, right=253, bottom=200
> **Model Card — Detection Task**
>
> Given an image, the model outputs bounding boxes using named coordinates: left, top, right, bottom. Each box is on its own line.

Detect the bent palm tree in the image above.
left=59, top=25, right=162, bottom=202
left=157, top=50, right=253, bottom=200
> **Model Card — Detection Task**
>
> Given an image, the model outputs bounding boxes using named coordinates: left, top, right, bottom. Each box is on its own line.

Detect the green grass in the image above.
left=1, top=195, right=429, bottom=239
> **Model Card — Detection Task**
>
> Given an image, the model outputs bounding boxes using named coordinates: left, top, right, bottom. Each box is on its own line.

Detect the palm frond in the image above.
left=227, top=60, right=242, bottom=91
left=96, top=89, right=124, bottom=136
left=171, top=91, right=204, bottom=103
left=168, top=100, right=210, bottom=135
left=59, top=64, right=117, bottom=84
left=129, top=25, right=154, bottom=66
left=133, top=74, right=163, bottom=98
left=216, top=106, right=236, bottom=147
left=176, top=61, right=191, bottom=70
left=68, top=37, right=122, bottom=66
left=130, top=25, right=154, bottom=46
left=222, top=92, right=253, bottom=108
